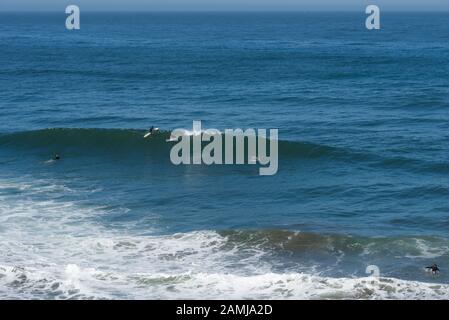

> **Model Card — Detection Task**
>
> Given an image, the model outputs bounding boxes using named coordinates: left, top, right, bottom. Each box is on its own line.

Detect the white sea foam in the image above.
left=405, top=239, right=449, bottom=259
left=2, top=263, right=449, bottom=300
left=1, top=176, right=449, bottom=299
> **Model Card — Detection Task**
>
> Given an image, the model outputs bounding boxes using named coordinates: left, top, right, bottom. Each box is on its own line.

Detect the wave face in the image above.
left=3, top=128, right=449, bottom=171
left=0, top=128, right=348, bottom=160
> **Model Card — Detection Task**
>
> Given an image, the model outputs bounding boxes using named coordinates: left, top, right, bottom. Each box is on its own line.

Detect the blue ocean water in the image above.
left=1, top=12, right=449, bottom=299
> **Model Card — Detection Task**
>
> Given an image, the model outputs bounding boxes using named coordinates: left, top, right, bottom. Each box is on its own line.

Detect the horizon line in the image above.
left=1, top=9, right=449, bottom=13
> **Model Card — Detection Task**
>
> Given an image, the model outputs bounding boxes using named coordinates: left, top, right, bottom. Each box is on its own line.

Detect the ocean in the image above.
left=1, top=12, right=449, bottom=299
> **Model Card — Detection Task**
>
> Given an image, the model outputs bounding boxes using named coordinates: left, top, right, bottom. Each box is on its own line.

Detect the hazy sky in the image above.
left=0, top=0, right=448, bottom=11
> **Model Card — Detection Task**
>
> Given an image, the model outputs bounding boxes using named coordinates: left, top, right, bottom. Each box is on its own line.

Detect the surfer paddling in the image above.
left=426, top=264, right=440, bottom=274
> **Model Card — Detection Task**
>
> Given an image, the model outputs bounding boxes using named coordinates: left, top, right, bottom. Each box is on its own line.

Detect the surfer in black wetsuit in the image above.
left=53, top=154, right=60, bottom=160
left=144, top=126, right=159, bottom=138
left=426, top=264, right=440, bottom=274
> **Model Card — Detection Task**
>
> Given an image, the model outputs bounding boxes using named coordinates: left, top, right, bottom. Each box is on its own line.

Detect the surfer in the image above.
left=426, top=264, right=440, bottom=274
left=144, top=126, right=159, bottom=138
